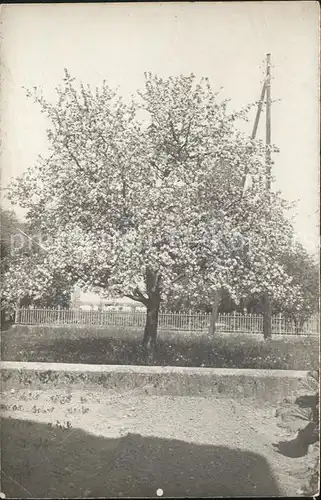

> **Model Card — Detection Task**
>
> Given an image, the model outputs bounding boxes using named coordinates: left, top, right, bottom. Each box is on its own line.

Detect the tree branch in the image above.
left=65, top=142, right=98, bottom=185
left=178, top=119, right=192, bottom=153
left=169, top=119, right=179, bottom=143
left=172, top=272, right=186, bottom=285
left=125, top=286, right=149, bottom=306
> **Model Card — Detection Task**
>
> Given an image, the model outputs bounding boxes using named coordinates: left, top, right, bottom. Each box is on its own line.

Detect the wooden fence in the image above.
left=15, top=308, right=319, bottom=335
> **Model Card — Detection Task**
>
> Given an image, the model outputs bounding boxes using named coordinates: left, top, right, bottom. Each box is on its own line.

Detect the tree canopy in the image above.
left=4, top=71, right=302, bottom=345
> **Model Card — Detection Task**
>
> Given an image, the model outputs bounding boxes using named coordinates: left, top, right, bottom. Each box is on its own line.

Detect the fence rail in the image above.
left=14, top=308, right=319, bottom=336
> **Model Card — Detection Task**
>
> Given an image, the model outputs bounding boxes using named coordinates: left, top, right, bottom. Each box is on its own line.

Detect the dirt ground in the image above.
left=0, top=388, right=318, bottom=498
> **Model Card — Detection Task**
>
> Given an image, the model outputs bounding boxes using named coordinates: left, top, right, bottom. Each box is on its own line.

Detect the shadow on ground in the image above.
left=1, top=417, right=280, bottom=498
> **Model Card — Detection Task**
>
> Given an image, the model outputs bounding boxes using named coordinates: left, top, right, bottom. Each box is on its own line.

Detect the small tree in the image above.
left=5, top=72, right=301, bottom=345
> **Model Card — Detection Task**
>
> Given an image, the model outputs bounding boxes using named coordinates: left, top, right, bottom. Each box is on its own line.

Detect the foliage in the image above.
left=241, top=243, right=319, bottom=322
left=4, top=71, right=302, bottom=342
left=1, top=209, right=22, bottom=261
left=1, top=209, right=30, bottom=320
left=0, top=208, right=72, bottom=314
left=167, top=243, right=319, bottom=320
left=276, top=242, right=319, bottom=321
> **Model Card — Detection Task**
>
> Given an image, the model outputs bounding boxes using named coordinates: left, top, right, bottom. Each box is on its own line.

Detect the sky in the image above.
left=0, top=1, right=320, bottom=256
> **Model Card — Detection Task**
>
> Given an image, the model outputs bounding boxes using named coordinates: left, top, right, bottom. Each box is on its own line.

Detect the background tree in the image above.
left=236, top=243, right=319, bottom=324
left=166, top=242, right=319, bottom=324
left=5, top=71, right=301, bottom=345
left=273, top=242, right=319, bottom=330
left=1, top=208, right=72, bottom=325
left=1, top=209, right=21, bottom=325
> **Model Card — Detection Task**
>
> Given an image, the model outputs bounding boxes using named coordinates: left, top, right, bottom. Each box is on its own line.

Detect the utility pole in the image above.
left=263, top=53, right=272, bottom=339
left=241, top=75, right=266, bottom=193
left=265, top=53, right=272, bottom=192
left=251, top=80, right=267, bottom=142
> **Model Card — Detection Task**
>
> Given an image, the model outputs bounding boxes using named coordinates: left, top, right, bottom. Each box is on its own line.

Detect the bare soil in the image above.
left=1, top=388, right=318, bottom=498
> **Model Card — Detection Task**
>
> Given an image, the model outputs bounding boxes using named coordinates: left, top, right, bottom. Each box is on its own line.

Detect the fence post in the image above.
left=15, top=299, right=20, bottom=324
left=57, top=305, right=61, bottom=323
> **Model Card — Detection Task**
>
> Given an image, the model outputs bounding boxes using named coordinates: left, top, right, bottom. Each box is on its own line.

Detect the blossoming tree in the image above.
left=0, top=209, right=72, bottom=313
left=5, top=71, right=301, bottom=345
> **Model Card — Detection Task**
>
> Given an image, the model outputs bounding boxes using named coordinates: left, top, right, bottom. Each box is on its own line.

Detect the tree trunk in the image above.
left=209, top=289, right=221, bottom=336
left=143, top=295, right=160, bottom=350
left=294, top=316, right=305, bottom=335
left=263, top=292, right=272, bottom=339
left=124, top=272, right=161, bottom=349
left=142, top=268, right=162, bottom=350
